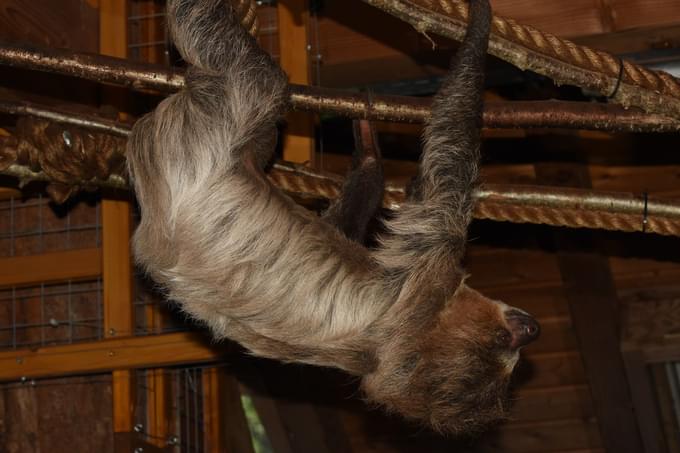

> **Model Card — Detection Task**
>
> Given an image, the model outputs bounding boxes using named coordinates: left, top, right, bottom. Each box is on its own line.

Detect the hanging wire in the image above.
left=310, top=0, right=325, bottom=171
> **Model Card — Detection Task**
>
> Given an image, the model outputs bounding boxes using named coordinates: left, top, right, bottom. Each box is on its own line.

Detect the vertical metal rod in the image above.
left=38, top=194, right=43, bottom=253
left=668, top=363, right=680, bottom=434
left=9, top=197, right=14, bottom=257
left=95, top=202, right=101, bottom=248
left=173, top=369, right=181, bottom=450
left=184, top=369, right=190, bottom=451
left=40, top=283, right=45, bottom=346
left=68, top=280, right=73, bottom=343
left=97, top=278, right=103, bottom=339
left=66, top=204, right=71, bottom=248
left=193, top=369, right=199, bottom=453
left=11, top=287, right=16, bottom=349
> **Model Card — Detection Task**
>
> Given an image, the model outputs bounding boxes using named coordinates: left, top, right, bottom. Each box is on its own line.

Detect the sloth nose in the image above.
left=505, top=309, right=540, bottom=349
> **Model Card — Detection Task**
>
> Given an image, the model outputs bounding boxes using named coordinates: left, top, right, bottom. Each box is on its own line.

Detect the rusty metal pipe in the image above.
left=2, top=42, right=680, bottom=132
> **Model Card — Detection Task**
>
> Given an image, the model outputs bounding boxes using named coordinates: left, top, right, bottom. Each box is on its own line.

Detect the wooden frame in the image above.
left=278, top=0, right=315, bottom=165
left=622, top=317, right=680, bottom=453
left=0, top=332, right=225, bottom=381
left=99, top=0, right=136, bottom=443
left=0, top=248, right=101, bottom=288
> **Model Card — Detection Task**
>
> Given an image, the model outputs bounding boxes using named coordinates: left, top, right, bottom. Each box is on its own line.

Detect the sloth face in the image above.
left=363, top=284, right=540, bottom=435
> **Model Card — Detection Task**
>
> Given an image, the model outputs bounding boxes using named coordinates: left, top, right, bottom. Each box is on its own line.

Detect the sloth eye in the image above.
left=494, top=329, right=512, bottom=348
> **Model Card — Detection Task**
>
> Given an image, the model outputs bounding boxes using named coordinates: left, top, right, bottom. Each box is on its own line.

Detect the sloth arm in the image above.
left=371, top=0, right=491, bottom=325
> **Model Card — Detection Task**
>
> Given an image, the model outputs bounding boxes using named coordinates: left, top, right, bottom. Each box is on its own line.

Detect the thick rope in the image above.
left=3, top=151, right=680, bottom=236
left=0, top=117, right=126, bottom=202
left=476, top=203, right=678, bottom=236
left=6, top=158, right=680, bottom=236
left=362, top=0, right=680, bottom=119
left=233, top=0, right=259, bottom=36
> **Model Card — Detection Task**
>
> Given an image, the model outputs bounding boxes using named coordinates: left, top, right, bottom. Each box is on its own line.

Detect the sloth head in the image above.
left=362, top=283, right=539, bottom=435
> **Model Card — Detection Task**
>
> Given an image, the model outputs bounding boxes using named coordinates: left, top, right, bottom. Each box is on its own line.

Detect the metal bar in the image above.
left=128, top=12, right=166, bottom=21
left=68, top=280, right=73, bottom=344
left=0, top=224, right=100, bottom=240
left=127, top=41, right=166, bottom=50
left=40, top=283, right=45, bottom=346
left=0, top=318, right=103, bottom=331
left=11, top=287, right=16, bottom=348
left=0, top=285, right=100, bottom=303
left=0, top=99, right=132, bottom=137
left=9, top=197, right=14, bottom=257
left=2, top=42, right=680, bottom=131
left=38, top=193, right=43, bottom=252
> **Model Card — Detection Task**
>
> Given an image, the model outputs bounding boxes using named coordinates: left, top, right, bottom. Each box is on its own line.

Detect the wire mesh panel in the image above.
left=177, top=367, right=205, bottom=452
left=0, top=194, right=101, bottom=258
left=134, top=366, right=206, bottom=452
left=128, top=0, right=171, bottom=64
left=0, top=194, right=104, bottom=351
left=127, top=0, right=280, bottom=65
left=0, top=279, right=103, bottom=350
left=0, top=373, right=114, bottom=452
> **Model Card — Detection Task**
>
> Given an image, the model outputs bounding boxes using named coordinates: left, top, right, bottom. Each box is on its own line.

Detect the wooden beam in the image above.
left=512, top=385, right=594, bottom=423
left=101, top=199, right=133, bottom=338
left=0, top=332, right=226, bottom=382
left=99, top=0, right=136, bottom=438
left=113, top=432, right=169, bottom=453
left=277, top=0, right=315, bottom=164
left=144, top=298, right=174, bottom=448
left=202, top=368, right=255, bottom=453
left=479, top=418, right=603, bottom=452
left=621, top=351, right=667, bottom=453
left=0, top=187, right=20, bottom=200
left=0, top=248, right=101, bottom=288
left=536, top=163, right=644, bottom=453
left=100, top=0, right=127, bottom=59
left=573, top=24, right=680, bottom=56
left=145, top=368, right=172, bottom=448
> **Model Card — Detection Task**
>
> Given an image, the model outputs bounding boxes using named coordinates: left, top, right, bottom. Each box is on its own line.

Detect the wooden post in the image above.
left=144, top=299, right=173, bottom=448
left=277, top=0, right=315, bottom=165
left=535, top=163, right=644, bottom=453
left=99, top=0, right=136, bottom=443
left=202, top=368, right=255, bottom=453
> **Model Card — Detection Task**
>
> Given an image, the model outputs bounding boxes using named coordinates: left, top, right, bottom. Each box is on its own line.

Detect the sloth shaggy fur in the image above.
left=127, top=0, right=538, bottom=434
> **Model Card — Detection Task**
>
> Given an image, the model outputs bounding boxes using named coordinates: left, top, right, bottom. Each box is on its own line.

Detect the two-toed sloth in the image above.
left=127, top=0, right=540, bottom=434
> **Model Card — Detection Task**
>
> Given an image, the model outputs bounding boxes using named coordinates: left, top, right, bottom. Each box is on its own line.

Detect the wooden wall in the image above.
left=0, top=2, right=113, bottom=453
left=1, top=0, right=679, bottom=452
left=312, top=0, right=680, bottom=88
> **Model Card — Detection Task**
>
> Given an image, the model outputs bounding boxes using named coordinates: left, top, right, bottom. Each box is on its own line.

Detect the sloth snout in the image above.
left=505, top=309, right=540, bottom=349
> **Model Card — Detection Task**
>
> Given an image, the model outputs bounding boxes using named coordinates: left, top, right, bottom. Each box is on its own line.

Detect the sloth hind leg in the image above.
left=322, top=119, right=384, bottom=244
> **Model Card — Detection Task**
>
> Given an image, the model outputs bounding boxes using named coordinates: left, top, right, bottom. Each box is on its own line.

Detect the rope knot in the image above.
left=0, top=117, right=126, bottom=202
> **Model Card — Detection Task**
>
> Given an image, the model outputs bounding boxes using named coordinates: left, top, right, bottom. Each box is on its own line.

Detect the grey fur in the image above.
left=127, top=0, right=537, bottom=434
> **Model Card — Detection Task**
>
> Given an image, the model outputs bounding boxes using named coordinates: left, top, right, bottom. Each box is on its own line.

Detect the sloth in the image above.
left=127, top=0, right=540, bottom=435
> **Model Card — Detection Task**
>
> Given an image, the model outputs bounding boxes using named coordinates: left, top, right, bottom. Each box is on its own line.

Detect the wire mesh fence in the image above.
left=134, top=366, right=206, bottom=452
left=0, top=194, right=101, bottom=258
left=0, top=279, right=104, bottom=350
left=0, top=194, right=104, bottom=350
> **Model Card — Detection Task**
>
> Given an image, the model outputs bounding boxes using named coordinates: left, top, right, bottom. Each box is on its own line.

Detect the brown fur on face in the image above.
left=127, top=0, right=540, bottom=437
left=363, top=284, right=517, bottom=435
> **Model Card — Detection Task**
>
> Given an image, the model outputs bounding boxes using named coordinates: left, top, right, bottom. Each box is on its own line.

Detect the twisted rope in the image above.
left=3, top=157, right=680, bottom=236
left=233, top=0, right=259, bottom=35
left=362, top=0, right=680, bottom=119
left=476, top=204, right=679, bottom=236
left=2, top=108, right=680, bottom=236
